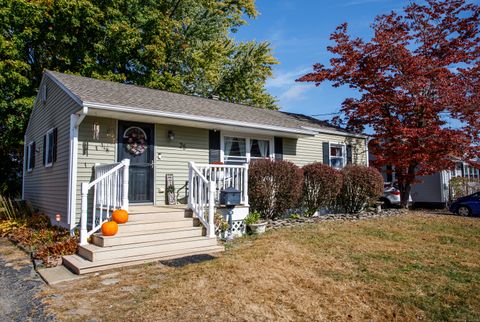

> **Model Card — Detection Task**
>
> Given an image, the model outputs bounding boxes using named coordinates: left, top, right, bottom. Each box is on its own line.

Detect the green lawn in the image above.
left=44, top=212, right=480, bottom=321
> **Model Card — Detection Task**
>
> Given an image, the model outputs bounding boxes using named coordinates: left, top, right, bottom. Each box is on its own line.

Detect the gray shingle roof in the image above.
left=47, top=70, right=353, bottom=136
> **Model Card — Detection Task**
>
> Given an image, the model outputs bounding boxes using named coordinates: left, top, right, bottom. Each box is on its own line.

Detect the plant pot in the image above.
left=248, top=222, right=267, bottom=235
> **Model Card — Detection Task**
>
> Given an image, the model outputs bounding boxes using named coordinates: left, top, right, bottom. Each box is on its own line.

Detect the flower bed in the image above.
left=0, top=197, right=78, bottom=267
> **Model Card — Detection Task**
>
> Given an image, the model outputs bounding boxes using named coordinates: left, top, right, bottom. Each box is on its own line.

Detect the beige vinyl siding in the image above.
left=23, top=76, right=81, bottom=227
left=154, top=124, right=209, bottom=205
left=283, top=133, right=367, bottom=167
left=75, top=116, right=117, bottom=223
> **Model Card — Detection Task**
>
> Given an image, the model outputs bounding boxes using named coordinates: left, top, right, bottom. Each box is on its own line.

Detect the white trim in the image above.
left=68, top=108, right=88, bottom=231
left=44, top=128, right=54, bottom=168
left=301, top=125, right=368, bottom=139
left=220, top=131, right=274, bottom=163
left=329, top=142, right=346, bottom=169
left=83, top=101, right=317, bottom=136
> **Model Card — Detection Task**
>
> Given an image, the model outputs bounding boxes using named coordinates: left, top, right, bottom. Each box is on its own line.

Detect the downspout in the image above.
left=365, top=137, right=372, bottom=167
left=67, top=106, right=88, bottom=233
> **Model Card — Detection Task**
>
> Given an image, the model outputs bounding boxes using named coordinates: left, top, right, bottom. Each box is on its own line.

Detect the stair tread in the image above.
left=81, top=236, right=216, bottom=253
left=128, top=206, right=188, bottom=215
left=63, top=245, right=224, bottom=273
left=121, top=217, right=193, bottom=225
left=94, top=226, right=201, bottom=239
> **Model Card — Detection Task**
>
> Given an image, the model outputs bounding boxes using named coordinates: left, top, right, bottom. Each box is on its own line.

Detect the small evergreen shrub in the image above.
left=337, top=165, right=384, bottom=214
left=302, top=163, right=342, bottom=216
left=248, top=159, right=303, bottom=220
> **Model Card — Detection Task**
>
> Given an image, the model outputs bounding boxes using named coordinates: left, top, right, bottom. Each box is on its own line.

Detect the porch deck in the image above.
left=63, top=205, right=224, bottom=275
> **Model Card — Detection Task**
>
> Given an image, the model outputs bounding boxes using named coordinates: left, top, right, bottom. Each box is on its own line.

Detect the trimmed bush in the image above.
left=248, top=159, right=303, bottom=220
left=338, top=165, right=384, bottom=214
left=302, top=163, right=342, bottom=216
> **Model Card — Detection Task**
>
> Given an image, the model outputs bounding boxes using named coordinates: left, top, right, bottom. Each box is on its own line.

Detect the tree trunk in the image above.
left=398, top=164, right=416, bottom=208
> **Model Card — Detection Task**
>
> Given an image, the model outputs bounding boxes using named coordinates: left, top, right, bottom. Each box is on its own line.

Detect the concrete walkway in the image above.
left=0, top=238, right=52, bottom=322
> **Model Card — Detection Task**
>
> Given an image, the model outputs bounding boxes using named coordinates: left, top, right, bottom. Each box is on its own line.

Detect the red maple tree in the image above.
left=298, top=0, right=480, bottom=207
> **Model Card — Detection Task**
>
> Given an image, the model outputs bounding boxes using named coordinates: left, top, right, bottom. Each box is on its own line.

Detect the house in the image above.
left=22, top=71, right=368, bottom=273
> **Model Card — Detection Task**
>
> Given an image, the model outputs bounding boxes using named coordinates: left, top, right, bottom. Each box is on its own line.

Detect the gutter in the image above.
left=83, top=101, right=318, bottom=137
left=300, top=125, right=369, bottom=139
left=67, top=106, right=88, bottom=232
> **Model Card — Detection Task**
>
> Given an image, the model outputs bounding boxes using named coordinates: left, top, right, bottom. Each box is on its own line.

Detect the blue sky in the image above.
left=234, top=0, right=410, bottom=119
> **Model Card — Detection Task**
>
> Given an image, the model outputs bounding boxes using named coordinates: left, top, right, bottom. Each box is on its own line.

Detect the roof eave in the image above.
left=83, top=101, right=317, bottom=137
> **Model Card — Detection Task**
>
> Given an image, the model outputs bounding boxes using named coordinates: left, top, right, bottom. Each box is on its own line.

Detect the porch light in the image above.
left=167, top=130, right=175, bottom=141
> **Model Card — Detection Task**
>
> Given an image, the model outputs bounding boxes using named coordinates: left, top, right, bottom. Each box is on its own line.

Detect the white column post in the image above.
left=188, top=161, right=194, bottom=209
left=243, top=163, right=249, bottom=206
left=80, top=182, right=89, bottom=245
left=208, top=180, right=216, bottom=238
left=122, top=159, right=130, bottom=211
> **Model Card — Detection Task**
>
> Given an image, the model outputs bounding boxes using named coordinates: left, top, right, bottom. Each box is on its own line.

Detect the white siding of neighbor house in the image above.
left=154, top=124, right=209, bottom=205
left=283, top=133, right=368, bottom=167
left=23, top=76, right=81, bottom=227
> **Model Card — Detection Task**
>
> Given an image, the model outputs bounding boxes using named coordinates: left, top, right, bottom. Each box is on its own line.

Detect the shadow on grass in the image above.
left=160, top=254, right=217, bottom=268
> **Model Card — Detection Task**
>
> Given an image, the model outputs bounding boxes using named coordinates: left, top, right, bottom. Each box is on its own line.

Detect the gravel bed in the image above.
left=267, top=208, right=408, bottom=230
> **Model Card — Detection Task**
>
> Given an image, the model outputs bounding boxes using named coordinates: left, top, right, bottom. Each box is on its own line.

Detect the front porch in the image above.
left=67, top=160, right=249, bottom=274
left=65, top=205, right=224, bottom=274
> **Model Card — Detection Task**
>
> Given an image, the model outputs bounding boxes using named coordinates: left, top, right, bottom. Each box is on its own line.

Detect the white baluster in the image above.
left=80, top=183, right=88, bottom=245
left=122, top=159, right=130, bottom=211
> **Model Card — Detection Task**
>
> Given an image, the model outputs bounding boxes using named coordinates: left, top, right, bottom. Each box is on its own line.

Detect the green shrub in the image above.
left=302, top=162, right=343, bottom=216
left=248, top=159, right=303, bottom=220
left=337, top=165, right=384, bottom=214
left=244, top=212, right=261, bottom=225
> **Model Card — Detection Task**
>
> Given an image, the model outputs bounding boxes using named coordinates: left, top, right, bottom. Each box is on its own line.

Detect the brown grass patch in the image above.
left=42, top=212, right=480, bottom=321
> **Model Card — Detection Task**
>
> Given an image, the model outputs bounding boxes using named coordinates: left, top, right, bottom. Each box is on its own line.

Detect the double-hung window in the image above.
left=330, top=144, right=345, bottom=169
left=27, top=142, right=35, bottom=172
left=44, top=128, right=56, bottom=167
left=223, top=135, right=272, bottom=163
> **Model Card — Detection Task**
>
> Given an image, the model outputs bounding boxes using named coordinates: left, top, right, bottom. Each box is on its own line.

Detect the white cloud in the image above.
left=343, top=0, right=389, bottom=7
left=279, top=85, right=311, bottom=102
left=266, top=67, right=311, bottom=89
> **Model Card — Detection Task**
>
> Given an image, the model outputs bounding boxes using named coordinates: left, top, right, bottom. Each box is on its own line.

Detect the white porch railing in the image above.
left=80, top=159, right=130, bottom=245
left=187, top=162, right=248, bottom=238
left=196, top=163, right=249, bottom=206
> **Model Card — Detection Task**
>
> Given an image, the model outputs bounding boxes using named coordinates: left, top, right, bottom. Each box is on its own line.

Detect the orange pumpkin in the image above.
left=101, top=221, right=118, bottom=236
left=112, top=209, right=128, bottom=224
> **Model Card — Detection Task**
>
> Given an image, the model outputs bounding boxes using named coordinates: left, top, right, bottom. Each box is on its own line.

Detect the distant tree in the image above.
left=0, top=0, right=278, bottom=196
left=298, top=0, right=480, bottom=207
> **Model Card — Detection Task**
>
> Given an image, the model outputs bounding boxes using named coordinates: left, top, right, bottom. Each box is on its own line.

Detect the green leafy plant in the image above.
left=289, top=213, right=301, bottom=220
left=244, top=212, right=261, bottom=225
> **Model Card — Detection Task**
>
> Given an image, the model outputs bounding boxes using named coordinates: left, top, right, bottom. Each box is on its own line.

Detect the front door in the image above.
left=118, top=121, right=154, bottom=203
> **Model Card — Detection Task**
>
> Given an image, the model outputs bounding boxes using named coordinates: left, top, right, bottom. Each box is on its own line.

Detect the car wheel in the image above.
left=457, top=206, right=471, bottom=217
left=380, top=198, right=391, bottom=209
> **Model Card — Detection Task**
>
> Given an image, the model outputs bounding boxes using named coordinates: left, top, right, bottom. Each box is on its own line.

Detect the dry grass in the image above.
left=42, top=212, right=480, bottom=321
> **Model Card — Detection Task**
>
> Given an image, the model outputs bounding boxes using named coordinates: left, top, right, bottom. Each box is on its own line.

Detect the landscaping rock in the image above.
left=266, top=208, right=407, bottom=230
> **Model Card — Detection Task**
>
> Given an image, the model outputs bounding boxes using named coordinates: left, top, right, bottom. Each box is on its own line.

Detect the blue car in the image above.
left=449, top=192, right=480, bottom=216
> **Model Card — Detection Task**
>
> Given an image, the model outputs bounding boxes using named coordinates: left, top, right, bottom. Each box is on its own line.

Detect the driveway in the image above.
left=0, top=238, right=52, bottom=322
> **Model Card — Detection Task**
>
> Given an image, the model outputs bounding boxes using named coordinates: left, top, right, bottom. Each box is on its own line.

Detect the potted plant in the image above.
left=214, top=212, right=230, bottom=239
left=244, top=212, right=267, bottom=235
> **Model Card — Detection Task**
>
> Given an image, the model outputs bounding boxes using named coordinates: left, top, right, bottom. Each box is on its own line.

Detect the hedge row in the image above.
left=248, top=160, right=383, bottom=219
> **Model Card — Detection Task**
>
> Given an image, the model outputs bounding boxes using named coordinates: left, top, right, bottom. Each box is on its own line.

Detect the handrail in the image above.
left=87, top=162, right=124, bottom=189
left=188, top=161, right=249, bottom=238
left=79, top=159, right=130, bottom=245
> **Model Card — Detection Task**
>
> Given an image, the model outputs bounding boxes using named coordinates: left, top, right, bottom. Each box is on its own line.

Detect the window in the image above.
left=330, top=144, right=345, bottom=169
left=44, top=128, right=56, bottom=167
left=224, top=137, right=247, bottom=163
left=250, top=139, right=270, bottom=159
left=223, top=135, right=272, bottom=163
left=27, top=142, right=35, bottom=172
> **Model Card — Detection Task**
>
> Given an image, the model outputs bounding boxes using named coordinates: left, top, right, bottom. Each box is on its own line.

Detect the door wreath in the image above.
left=124, top=127, right=147, bottom=156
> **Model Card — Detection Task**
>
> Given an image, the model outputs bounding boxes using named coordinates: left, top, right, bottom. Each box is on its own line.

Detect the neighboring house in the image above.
left=22, top=71, right=368, bottom=273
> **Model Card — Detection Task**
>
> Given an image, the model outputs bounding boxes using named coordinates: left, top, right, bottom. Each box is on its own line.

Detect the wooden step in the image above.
left=63, top=245, right=224, bottom=275
left=78, top=236, right=218, bottom=261
left=92, top=227, right=204, bottom=247
left=128, top=211, right=189, bottom=223
left=117, top=218, right=194, bottom=233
